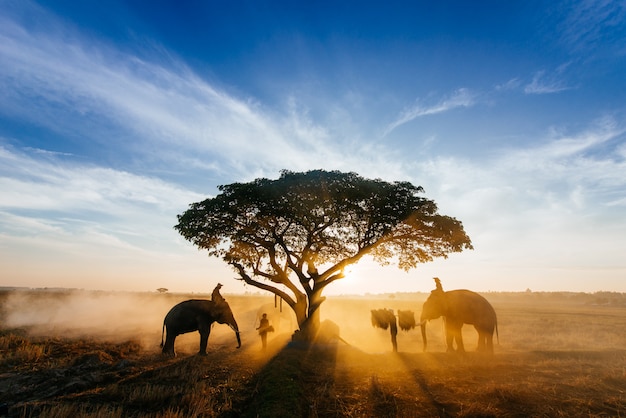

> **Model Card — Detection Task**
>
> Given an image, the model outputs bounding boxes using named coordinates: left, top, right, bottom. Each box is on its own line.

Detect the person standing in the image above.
left=256, top=313, right=273, bottom=350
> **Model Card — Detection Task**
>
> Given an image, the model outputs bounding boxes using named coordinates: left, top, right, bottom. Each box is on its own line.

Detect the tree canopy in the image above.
left=175, top=169, right=472, bottom=339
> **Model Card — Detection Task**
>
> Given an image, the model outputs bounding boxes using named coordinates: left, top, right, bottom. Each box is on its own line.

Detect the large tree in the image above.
left=175, top=170, right=472, bottom=340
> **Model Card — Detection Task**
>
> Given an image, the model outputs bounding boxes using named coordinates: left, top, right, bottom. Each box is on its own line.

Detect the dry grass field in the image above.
left=1, top=289, right=625, bottom=417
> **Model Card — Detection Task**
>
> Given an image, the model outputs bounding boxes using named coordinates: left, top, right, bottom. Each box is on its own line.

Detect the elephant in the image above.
left=161, top=299, right=241, bottom=356
left=420, top=278, right=498, bottom=353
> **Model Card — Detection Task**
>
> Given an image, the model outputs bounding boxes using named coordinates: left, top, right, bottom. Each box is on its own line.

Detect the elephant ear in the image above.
left=218, top=300, right=232, bottom=312
left=213, top=300, right=233, bottom=319
left=428, top=287, right=448, bottom=313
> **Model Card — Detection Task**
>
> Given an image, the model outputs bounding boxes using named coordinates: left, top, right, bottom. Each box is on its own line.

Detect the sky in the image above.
left=1, top=0, right=625, bottom=295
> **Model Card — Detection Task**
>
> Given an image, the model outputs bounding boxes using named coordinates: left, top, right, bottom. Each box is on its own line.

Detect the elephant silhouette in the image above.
left=420, top=278, right=498, bottom=353
left=161, top=288, right=241, bottom=357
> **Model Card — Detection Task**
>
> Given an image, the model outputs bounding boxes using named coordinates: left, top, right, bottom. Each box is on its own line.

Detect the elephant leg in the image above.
left=198, top=326, right=211, bottom=355
left=475, top=327, right=494, bottom=353
left=445, top=322, right=458, bottom=352
left=445, top=330, right=454, bottom=352
left=455, top=332, right=465, bottom=353
left=476, top=327, right=486, bottom=352
left=486, top=332, right=494, bottom=353
left=162, top=331, right=177, bottom=357
left=477, top=336, right=485, bottom=352
left=452, top=323, right=465, bottom=353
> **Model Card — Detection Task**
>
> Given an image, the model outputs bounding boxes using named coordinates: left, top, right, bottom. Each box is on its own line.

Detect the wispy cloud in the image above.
left=0, top=4, right=389, bottom=183
left=409, top=117, right=626, bottom=288
left=428, top=116, right=626, bottom=206
left=0, top=146, right=203, bottom=215
left=558, top=0, right=626, bottom=52
left=524, top=69, right=572, bottom=95
left=495, top=78, right=522, bottom=92
left=0, top=3, right=416, bottom=292
left=384, top=88, right=475, bottom=136
left=0, top=144, right=208, bottom=259
left=0, top=144, right=225, bottom=290
left=495, top=117, right=626, bottom=196
left=1, top=1, right=625, bottom=293
left=492, top=63, right=574, bottom=96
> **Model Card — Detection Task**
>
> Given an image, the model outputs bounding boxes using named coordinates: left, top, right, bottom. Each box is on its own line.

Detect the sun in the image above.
left=331, top=264, right=361, bottom=294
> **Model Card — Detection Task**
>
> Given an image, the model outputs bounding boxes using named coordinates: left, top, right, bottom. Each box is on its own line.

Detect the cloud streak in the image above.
left=407, top=116, right=626, bottom=290
left=422, top=116, right=626, bottom=214
left=384, top=88, right=475, bottom=136
left=1, top=1, right=625, bottom=293
left=558, top=0, right=626, bottom=53
left=0, top=5, right=411, bottom=291
left=0, top=146, right=202, bottom=215
left=524, top=70, right=572, bottom=95
left=0, top=145, right=205, bottom=273
left=0, top=144, right=233, bottom=291
left=0, top=6, right=396, bottom=184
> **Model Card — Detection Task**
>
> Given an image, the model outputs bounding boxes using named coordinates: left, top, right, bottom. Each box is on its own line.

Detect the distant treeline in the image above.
left=335, top=290, right=626, bottom=306
left=1, top=287, right=625, bottom=307
left=486, top=290, right=626, bottom=306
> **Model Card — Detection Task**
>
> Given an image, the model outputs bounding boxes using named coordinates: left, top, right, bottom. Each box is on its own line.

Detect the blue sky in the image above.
left=1, top=0, right=625, bottom=294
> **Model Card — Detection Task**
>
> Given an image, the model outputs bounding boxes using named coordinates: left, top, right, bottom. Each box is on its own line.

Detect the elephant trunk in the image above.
left=420, top=319, right=427, bottom=352
left=229, top=320, right=241, bottom=348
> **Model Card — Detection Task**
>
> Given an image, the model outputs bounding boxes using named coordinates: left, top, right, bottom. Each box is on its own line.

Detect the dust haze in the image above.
left=2, top=289, right=626, bottom=354
left=0, top=289, right=429, bottom=355
left=0, top=290, right=269, bottom=353
left=3, top=288, right=626, bottom=418
left=1, top=290, right=175, bottom=348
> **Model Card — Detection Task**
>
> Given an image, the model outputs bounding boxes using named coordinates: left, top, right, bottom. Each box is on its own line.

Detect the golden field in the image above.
left=1, top=289, right=625, bottom=417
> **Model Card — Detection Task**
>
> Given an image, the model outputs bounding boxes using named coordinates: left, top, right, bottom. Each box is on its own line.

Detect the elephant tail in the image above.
left=495, top=319, right=500, bottom=345
left=160, top=322, right=165, bottom=348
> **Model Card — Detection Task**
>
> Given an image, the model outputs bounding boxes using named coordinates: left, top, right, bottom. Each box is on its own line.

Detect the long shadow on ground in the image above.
left=222, top=339, right=339, bottom=418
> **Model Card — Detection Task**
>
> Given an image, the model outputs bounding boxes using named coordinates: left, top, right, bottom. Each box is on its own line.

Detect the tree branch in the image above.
left=232, top=263, right=296, bottom=307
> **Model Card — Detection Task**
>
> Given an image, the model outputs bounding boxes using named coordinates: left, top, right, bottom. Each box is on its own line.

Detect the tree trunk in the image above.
left=293, top=293, right=308, bottom=331
left=292, top=288, right=325, bottom=342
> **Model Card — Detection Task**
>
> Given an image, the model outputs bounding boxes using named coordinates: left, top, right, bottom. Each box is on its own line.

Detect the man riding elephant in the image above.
left=161, top=284, right=241, bottom=356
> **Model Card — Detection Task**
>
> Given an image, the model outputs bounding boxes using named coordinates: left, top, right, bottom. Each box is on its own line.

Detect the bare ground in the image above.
left=1, top=331, right=625, bottom=417
left=1, top=290, right=626, bottom=417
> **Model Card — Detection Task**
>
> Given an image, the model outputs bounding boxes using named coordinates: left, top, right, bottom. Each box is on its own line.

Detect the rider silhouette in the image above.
left=211, top=283, right=225, bottom=303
